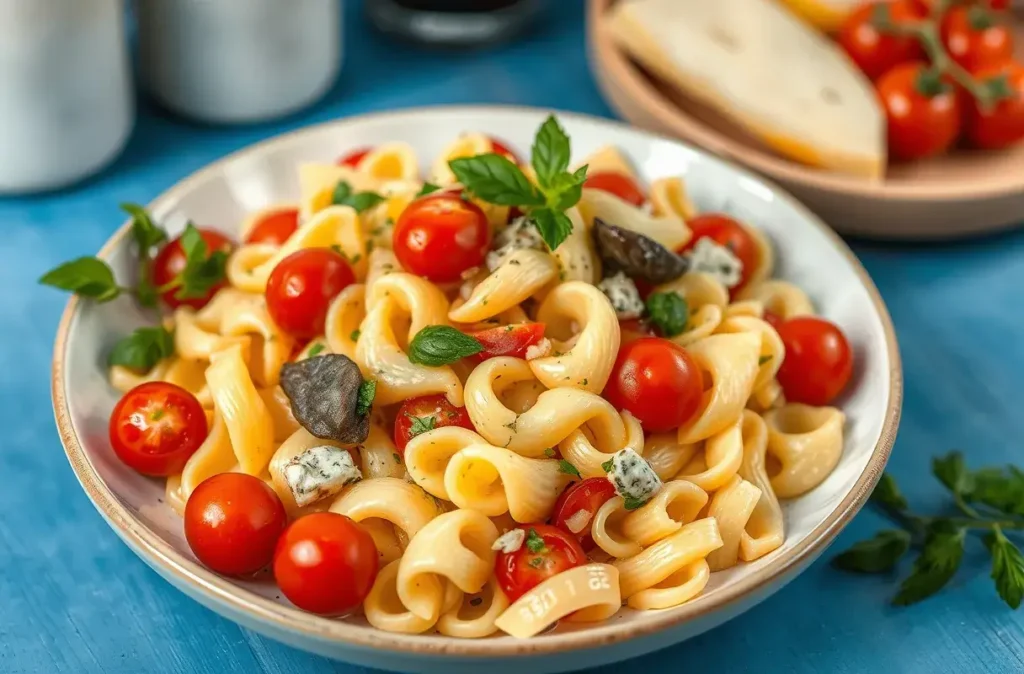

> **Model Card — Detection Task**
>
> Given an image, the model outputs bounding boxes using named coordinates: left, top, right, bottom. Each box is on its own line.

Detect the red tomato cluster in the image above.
left=839, top=0, right=1024, bottom=160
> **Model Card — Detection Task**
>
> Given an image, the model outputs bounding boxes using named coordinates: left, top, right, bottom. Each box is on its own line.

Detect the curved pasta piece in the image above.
left=174, top=306, right=250, bottom=363
left=365, top=270, right=450, bottom=336
left=704, top=475, right=762, bottom=572
left=355, top=142, right=419, bottom=182
left=364, top=247, right=403, bottom=300
left=494, top=564, right=621, bottom=638
left=626, top=560, right=710, bottom=610
left=529, top=281, right=619, bottom=394
left=361, top=424, right=406, bottom=480
left=324, top=283, right=366, bottom=360
left=764, top=404, right=845, bottom=498
left=498, top=378, right=546, bottom=414
left=448, top=249, right=558, bottom=324
left=714, top=315, right=785, bottom=394
left=737, top=410, right=785, bottom=562
left=560, top=411, right=644, bottom=478
left=165, top=411, right=234, bottom=516
left=397, top=509, right=499, bottom=622
left=257, top=385, right=300, bottom=442
left=551, top=207, right=601, bottom=284
left=677, top=416, right=744, bottom=492
left=643, top=432, right=700, bottom=482
left=214, top=291, right=295, bottom=387
left=613, top=518, right=723, bottom=600
left=361, top=518, right=406, bottom=566
left=463, top=357, right=627, bottom=457
left=298, top=163, right=379, bottom=220
left=225, top=243, right=277, bottom=290
left=724, top=299, right=764, bottom=319
left=737, top=280, right=815, bottom=320
left=653, top=272, right=729, bottom=346
left=405, top=426, right=489, bottom=500
left=744, top=223, right=775, bottom=289
left=621, top=479, right=709, bottom=547
left=361, top=180, right=420, bottom=252
left=577, top=188, right=690, bottom=251
left=444, top=443, right=573, bottom=523
left=437, top=577, right=510, bottom=638
left=591, top=496, right=641, bottom=559
left=206, top=345, right=275, bottom=476
left=429, top=132, right=494, bottom=185
left=330, top=477, right=441, bottom=547
left=109, top=359, right=173, bottom=394
left=576, top=145, right=636, bottom=178
left=649, top=176, right=697, bottom=222
left=677, top=332, right=761, bottom=444
left=365, top=560, right=461, bottom=634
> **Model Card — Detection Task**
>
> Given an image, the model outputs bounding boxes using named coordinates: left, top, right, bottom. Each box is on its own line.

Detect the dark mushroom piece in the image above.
left=592, top=217, right=690, bottom=285
left=280, top=354, right=372, bottom=445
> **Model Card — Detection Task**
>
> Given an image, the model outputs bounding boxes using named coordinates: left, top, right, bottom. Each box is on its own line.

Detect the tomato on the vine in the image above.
left=838, top=1, right=926, bottom=81
left=876, top=62, right=961, bottom=161
left=265, top=248, right=355, bottom=339
left=583, top=171, right=646, bottom=206
left=964, top=61, right=1024, bottom=150
left=551, top=478, right=617, bottom=550
left=603, top=337, right=704, bottom=433
left=152, top=228, right=233, bottom=310
left=494, top=524, right=587, bottom=603
left=184, top=473, right=287, bottom=576
left=678, top=213, right=759, bottom=293
left=775, top=316, right=854, bottom=406
left=109, top=382, right=208, bottom=476
left=467, top=323, right=546, bottom=361
left=273, top=512, right=378, bottom=615
left=393, top=394, right=474, bottom=454
left=337, top=147, right=372, bottom=168
left=942, top=5, right=1014, bottom=74
left=245, top=207, right=300, bottom=246
left=392, top=191, right=491, bottom=283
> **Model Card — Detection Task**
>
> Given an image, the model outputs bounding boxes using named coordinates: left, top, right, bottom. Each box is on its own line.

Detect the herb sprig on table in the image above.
left=833, top=451, right=1024, bottom=608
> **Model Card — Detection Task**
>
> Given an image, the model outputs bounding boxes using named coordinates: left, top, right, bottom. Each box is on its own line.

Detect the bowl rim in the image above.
left=50, top=103, right=902, bottom=658
left=587, top=0, right=1024, bottom=202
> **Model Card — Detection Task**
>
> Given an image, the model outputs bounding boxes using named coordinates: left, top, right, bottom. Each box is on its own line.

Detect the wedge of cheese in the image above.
left=607, top=0, right=885, bottom=178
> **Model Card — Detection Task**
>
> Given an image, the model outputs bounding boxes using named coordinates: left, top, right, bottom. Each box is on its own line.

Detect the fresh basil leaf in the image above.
left=121, top=203, right=167, bottom=251
left=530, top=208, right=574, bottom=251
left=986, top=527, right=1024, bottom=609
left=408, top=325, right=483, bottom=366
left=331, top=180, right=353, bottom=204
left=933, top=451, right=974, bottom=497
left=892, top=521, right=965, bottom=606
left=174, top=223, right=229, bottom=300
left=525, top=528, right=547, bottom=553
left=545, top=165, right=588, bottom=212
left=39, top=257, right=121, bottom=302
left=356, top=379, right=376, bottom=417
left=407, top=414, right=437, bottom=439
left=645, top=292, right=689, bottom=337
left=558, top=459, right=581, bottom=479
left=832, top=529, right=910, bottom=574
left=331, top=180, right=385, bottom=213
left=970, top=466, right=1024, bottom=517
left=601, top=458, right=614, bottom=473
left=871, top=473, right=908, bottom=511
left=449, top=153, right=545, bottom=207
left=543, top=448, right=556, bottom=458
left=416, top=182, right=442, bottom=197
left=307, top=343, right=325, bottom=358
left=623, top=495, right=649, bottom=511
left=108, top=326, right=175, bottom=371
left=531, top=115, right=572, bottom=189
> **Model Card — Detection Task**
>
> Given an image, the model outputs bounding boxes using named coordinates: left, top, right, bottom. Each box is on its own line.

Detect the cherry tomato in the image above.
left=775, top=316, right=854, bottom=406
left=265, top=248, right=355, bottom=339
left=273, top=512, right=378, bottom=615
left=838, top=1, right=926, bottom=81
left=108, top=382, right=208, bottom=476
left=489, top=137, right=520, bottom=164
left=494, top=524, right=587, bottom=603
left=245, top=208, right=300, bottom=246
left=337, top=147, right=371, bottom=168
left=582, top=171, right=646, bottom=206
left=678, top=213, right=759, bottom=293
left=964, top=61, right=1024, bottom=150
left=184, top=473, right=287, bottom=576
left=152, top=228, right=233, bottom=310
left=619, top=318, right=656, bottom=344
left=942, top=6, right=1014, bottom=74
left=468, top=323, right=546, bottom=361
left=392, top=192, right=491, bottom=283
left=393, top=394, right=474, bottom=454
left=763, top=311, right=784, bottom=331
left=551, top=478, right=617, bottom=550
left=603, top=338, right=704, bottom=433
left=876, top=62, right=961, bottom=161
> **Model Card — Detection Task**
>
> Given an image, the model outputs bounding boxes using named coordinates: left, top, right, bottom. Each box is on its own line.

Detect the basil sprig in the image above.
left=108, top=326, right=175, bottom=371
left=408, top=325, right=483, bottom=366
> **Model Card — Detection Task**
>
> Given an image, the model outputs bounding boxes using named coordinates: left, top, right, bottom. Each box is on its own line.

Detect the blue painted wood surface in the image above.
left=3, top=1, right=1024, bottom=672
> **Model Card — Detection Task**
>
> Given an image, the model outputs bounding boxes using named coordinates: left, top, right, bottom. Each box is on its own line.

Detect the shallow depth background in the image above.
left=3, top=1, right=1024, bottom=673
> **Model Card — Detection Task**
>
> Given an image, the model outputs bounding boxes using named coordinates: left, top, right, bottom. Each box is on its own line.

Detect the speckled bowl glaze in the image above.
left=52, top=106, right=902, bottom=674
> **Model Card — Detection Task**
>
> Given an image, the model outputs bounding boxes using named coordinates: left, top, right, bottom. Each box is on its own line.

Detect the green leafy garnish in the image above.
left=350, top=329, right=361, bottom=342
left=623, top=495, right=649, bottom=511
left=645, top=292, right=689, bottom=337
left=601, top=458, right=614, bottom=473
left=307, top=343, right=326, bottom=358
left=543, top=448, right=556, bottom=458
left=416, top=182, right=442, bottom=197
left=331, top=180, right=386, bottom=213
left=122, top=203, right=168, bottom=309
left=558, top=460, right=581, bottom=479
left=831, top=530, right=910, bottom=573
left=525, top=528, right=548, bottom=554
left=987, top=527, right=1024, bottom=609
left=356, top=379, right=376, bottom=417
left=758, top=355, right=772, bottom=365
left=408, top=325, right=483, bottom=366
left=893, top=522, right=965, bottom=606
left=161, top=223, right=229, bottom=301
left=407, top=414, right=437, bottom=439
left=39, top=257, right=122, bottom=302
left=871, top=473, right=908, bottom=512
left=108, top=326, right=175, bottom=371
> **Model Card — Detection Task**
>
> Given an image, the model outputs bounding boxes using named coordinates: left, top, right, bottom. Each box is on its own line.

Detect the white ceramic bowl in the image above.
left=51, top=106, right=902, bottom=674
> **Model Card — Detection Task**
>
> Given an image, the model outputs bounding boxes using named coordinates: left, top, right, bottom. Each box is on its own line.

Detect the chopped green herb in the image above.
left=558, top=460, right=582, bottom=479
left=407, top=414, right=437, bottom=439
left=307, top=343, right=326, bottom=358
left=525, top=528, right=548, bottom=554
left=356, top=379, right=376, bottom=417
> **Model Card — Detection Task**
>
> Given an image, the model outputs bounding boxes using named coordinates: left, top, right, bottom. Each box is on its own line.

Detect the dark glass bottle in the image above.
left=365, top=0, right=540, bottom=47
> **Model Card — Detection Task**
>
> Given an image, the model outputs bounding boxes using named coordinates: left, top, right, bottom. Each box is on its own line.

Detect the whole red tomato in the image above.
left=838, top=1, right=926, bottom=81
left=550, top=478, right=617, bottom=550
left=392, top=192, right=491, bottom=283
left=108, top=382, right=208, bottom=476
left=583, top=171, right=646, bottom=206
left=245, top=208, right=300, bottom=246
left=876, top=62, right=961, bottom=161
left=942, top=6, right=1014, bottom=74
left=265, top=248, right=355, bottom=339
left=775, top=316, right=854, bottom=406
left=603, top=338, right=704, bottom=433
left=964, top=61, right=1024, bottom=149
left=494, top=524, right=587, bottom=603
left=393, top=394, right=474, bottom=454
left=152, top=228, right=233, bottom=310
left=184, top=473, right=288, bottom=576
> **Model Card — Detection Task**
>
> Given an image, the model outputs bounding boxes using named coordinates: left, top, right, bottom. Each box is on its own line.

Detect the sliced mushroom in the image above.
left=280, top=354, right=371, bottom=445
left=592, top=218, right=689, bottom=284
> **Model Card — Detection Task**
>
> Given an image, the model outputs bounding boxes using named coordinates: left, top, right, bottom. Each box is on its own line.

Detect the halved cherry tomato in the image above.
left=337, top=147, right=371, bottom=168
left=494, top=524, right=587, bottom=603
left=775, top=316, right=854, bottom=406
left=184, top=473, right=287, bottom=576
left=942, top=6, right=1014, bottom=74
left=604, top=337, right=704, bottom=433
left=393, top=394, right=474, bottom=454
left=583, top=171, right=646, bottom=206
left=152, top=228, right=233, bottom=310
left=551, top=478, right=616, bottom=550
left=392, top=191, right=491, bottom=283
left=265, top=248, right=355, bottom=339
left=619, top=318, right=656, bottom=344
left=468, top=323, right=546, bottom=361
left=273, top=512, right=378, bottom=615
left=876, top=62, right=961, bottom=161
left=489, top=137, right=520, bottom=164
left=678, top=213, right=759, bottom=293
left=964, top=61, right=1024, bottom=149
left=838, top=1, right=926, bottom=81
left=245, top=207, right=300, bottom=246
left=109, top=382, right=208, bottom=476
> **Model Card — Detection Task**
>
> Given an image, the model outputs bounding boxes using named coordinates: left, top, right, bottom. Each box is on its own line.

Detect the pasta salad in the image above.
left=42, top=116, right=853, bottom=638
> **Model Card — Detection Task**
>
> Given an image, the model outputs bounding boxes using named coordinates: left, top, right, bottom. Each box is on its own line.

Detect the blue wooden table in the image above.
left=4, top=1, right=1024, bottom=672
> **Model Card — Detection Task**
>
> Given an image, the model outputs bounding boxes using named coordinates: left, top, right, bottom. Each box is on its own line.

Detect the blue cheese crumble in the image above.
left=491, top=528, right=526, bottom=554
left=598, top=271, right=644, bottom=320
left=605, top=448, right=661, bottom=510
left=685, top=237, right=743, bottom=289
left=486, top=215, right=544, bottom=271
left=283, top=445, right=362, bottom=507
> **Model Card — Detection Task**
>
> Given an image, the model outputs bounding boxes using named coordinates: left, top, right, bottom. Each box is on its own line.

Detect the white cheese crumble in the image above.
left=598, top=272, right=645, bottom=320
left=283, top=445, right=362, bottom=507
left=491, top=528, right=526, bottom=554
left=686, top=237, right=743, bottom=288
left=486, top=216, right=544, bottom=271
left=606, top=448, right=662, bottom=509
left=525, top=337, right=552, bottom=361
